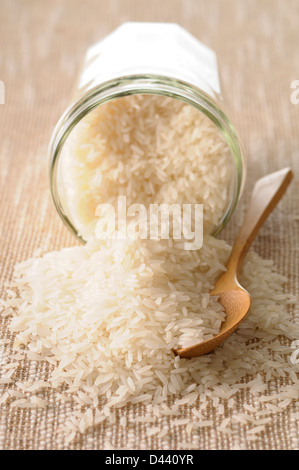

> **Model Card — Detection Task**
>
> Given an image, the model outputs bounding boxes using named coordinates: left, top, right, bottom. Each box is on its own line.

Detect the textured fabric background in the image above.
left=0, top=0, right=298, bottom=450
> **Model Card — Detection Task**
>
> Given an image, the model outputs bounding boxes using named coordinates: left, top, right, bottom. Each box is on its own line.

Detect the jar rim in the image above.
left=48, top=74, right=245, bottom=241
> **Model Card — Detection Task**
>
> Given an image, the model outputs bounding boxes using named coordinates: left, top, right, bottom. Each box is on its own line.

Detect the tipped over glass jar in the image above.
left=48, top=22, right=245, bottom=242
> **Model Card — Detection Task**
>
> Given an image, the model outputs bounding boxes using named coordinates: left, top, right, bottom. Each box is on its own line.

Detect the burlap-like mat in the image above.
left=0, top=0, right=298, bottom=450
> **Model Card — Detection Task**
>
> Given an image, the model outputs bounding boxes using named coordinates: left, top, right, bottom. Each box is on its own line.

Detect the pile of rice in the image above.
left=0, top=95, right=298, bottom=448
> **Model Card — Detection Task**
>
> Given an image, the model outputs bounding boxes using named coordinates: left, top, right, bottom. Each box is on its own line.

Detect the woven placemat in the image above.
left=0, top=0, right=298, bottom=450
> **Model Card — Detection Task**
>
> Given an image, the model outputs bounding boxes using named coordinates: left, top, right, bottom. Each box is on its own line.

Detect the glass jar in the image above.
left=48, top=22, right=245, bottom=241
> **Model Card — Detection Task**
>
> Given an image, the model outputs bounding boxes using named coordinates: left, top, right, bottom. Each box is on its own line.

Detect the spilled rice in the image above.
left=0, top=95, right=298, bottom=447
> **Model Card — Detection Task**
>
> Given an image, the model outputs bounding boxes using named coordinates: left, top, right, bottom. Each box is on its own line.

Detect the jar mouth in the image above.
left=49, top=74, right=245, bottom=242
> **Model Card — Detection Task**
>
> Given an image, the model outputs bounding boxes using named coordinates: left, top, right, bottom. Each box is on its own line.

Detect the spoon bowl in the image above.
left=175, top=281, right=250, bottom=358
left=174, top=167, right=293, bottom=358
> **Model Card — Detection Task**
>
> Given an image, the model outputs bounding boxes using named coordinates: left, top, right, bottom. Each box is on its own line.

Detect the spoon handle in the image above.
left=226, top=167, right=293, bottom=275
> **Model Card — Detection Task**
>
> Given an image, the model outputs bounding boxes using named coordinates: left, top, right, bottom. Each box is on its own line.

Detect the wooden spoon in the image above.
left=175, top=167, right=293, bottom=358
